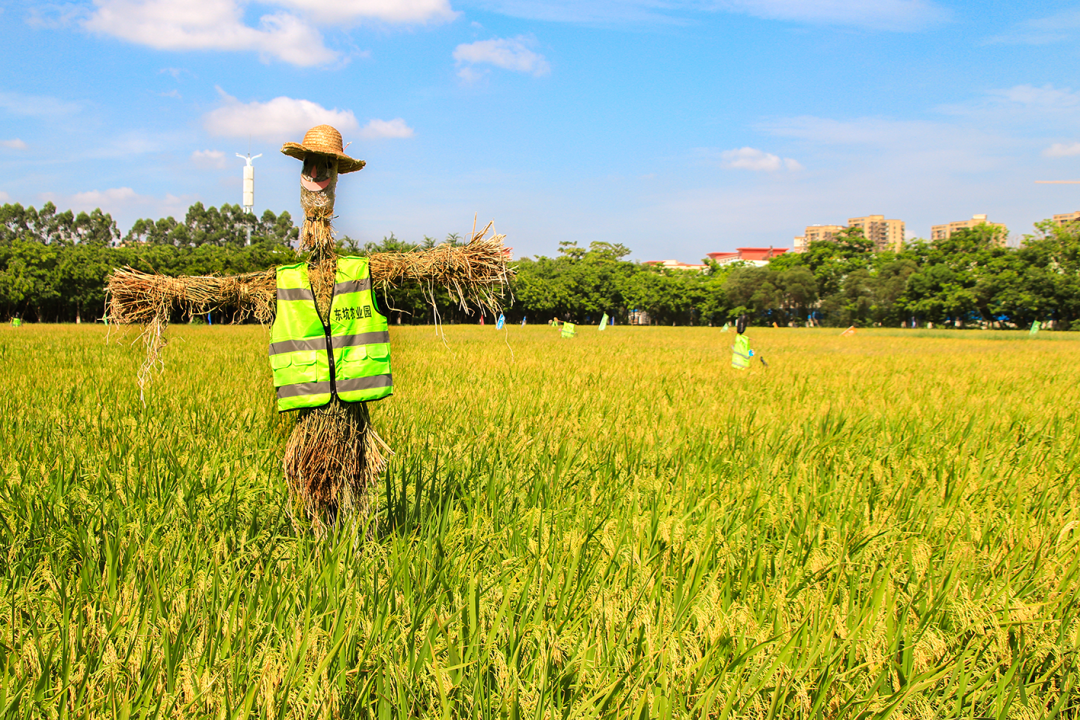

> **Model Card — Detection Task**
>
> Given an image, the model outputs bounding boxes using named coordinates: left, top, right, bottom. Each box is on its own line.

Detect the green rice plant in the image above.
left=0, top=324, right=1077, bottom=718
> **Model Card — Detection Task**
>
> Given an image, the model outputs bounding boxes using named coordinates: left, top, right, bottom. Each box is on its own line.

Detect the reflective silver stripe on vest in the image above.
left=276, top=381, right=332, bottom=399
left=337, top=375, right=393, bottom=393
left=269, top=338, right=327, bottom=355
left=331, top=331, right=391, bottom=349
left=333, top=278, right=372, bottom=295
left=277, top=287, right=316, bottom=302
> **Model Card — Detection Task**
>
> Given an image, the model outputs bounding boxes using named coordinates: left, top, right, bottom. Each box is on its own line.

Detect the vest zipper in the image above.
left=308, top=269, right=337, bottom=400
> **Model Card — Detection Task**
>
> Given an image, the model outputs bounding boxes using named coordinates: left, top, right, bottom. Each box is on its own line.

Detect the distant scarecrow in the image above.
left=108, top=125, right=511, bottom=530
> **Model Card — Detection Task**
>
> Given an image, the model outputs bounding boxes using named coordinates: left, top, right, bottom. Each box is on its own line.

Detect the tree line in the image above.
left=2, top=201, right=1078, bottom=329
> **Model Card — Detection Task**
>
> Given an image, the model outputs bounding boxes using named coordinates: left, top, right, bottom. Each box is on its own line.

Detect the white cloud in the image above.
left=471, top=0, right=669, bottom=24
left=984, top=8, right=1080, bottom=45
left=26, top=3, right=88, bottom=29
left=718, top=147, right=802, bottom=172
left=358, top=118, right=415, bottom=139
left=716, top=0, right=948, bottom=30
left=760, top=115, right=999, bottom=156
left=0, top=90, right=80, bottom=118
left=1044, top=142, right=1080, bottom=158
left=935, top=85, right=1080, bottom=133
left=456, top=66, right=486, bottom=83
left=454, top=36, right=550, bottom=78
left=83, top=0, right=339, bottom=67
left=71, top=187, right=140, bottom=205
left=472, top=0, right=946, bottom=29
left=83, top=131, right=170, bottom=159
left=81, top=0, right=457, bottom=65
left=988, top=84, right=1080, bottom=110
left=203, top=90, right=359, bottom=141
left=1, top=139, right=28, bottom=150
left=40, top=187, right=195, bottom=218
left=0, top=191, right=10, bottom=203
left=191, top=149, right=228, bottom=168
left=271, top=0, right=456, bottom=24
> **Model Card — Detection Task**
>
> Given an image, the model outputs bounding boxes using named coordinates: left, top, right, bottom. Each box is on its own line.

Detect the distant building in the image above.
left=794, top=225, right=845, bottom=252
left=847, top=215, right=905, bottom=252
left=643, top=259, right=709, bottom=271
left=795, top=217, right=904, bottom=253
left=1053, top=211, right=1080, bottom=227
left=705, top=247, right=788, bottom=267
left=930, top=214, right=1007, bottom=243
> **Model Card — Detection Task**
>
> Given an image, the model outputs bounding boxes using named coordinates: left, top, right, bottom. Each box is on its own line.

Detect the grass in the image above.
left=0, top=323, right=1078, bottom=719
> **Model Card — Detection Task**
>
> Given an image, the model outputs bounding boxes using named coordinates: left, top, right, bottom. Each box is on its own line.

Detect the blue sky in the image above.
left=1, top=0, right=1079, bottom=261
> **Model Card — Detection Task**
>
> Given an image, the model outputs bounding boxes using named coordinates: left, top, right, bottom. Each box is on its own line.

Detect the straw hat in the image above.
left=281, top=125, right=365, bottom=174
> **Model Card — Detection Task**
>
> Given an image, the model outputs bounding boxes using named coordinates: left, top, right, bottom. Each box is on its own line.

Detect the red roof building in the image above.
left=706, top=247, right=787, bottom=266
left=643, top=259, right=710, bottom=271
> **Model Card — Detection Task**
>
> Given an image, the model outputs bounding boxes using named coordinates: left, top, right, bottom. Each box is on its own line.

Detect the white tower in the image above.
left=236, top=152, right=262, bottom=214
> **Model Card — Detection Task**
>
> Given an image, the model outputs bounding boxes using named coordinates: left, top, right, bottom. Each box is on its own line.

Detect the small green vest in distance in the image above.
left=731, top=334, right=751, bottom=370
left=269, top=257, right=392, bottom=412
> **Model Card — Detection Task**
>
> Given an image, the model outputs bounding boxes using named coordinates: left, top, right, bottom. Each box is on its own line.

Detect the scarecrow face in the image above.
left=299, top=153, right=338, bottom=214
left=302, top=155, right=338, bottom=192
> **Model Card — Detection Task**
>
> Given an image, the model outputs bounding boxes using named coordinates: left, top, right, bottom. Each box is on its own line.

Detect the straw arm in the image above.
left=106, top=267, right=277, bottom=326
left=366, top=222, right=514, bottom=313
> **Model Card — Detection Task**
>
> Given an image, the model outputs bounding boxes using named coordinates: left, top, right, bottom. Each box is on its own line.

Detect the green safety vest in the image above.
left=561, top=322, right=576, bottom=338
left=269, top=257, right=392, bottom=412
left=731, top=334, right=751, bottom=370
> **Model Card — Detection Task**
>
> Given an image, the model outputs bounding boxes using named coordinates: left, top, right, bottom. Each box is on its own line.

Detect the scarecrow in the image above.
left=731, top=314, right=751, bottom=369
left=108, top=125, right=511, bottom=530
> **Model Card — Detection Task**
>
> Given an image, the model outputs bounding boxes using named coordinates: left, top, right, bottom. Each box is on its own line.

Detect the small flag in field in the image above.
left=599, top=313, right=609, bottom=331
left=496, top=314, right=505, bottom=330
left=1030, top=320, right=1041, bottom=335
left=772, top=322, right=778, bottom=328
left=721, top=322, right=730, bottom=333
left=561, top=322, right=576, bottom=338
left=840, top=326, right=856, bottom=337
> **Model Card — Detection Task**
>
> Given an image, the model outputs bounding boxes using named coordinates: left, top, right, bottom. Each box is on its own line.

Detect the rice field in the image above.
left=1, top=323, right=1078, bottom=719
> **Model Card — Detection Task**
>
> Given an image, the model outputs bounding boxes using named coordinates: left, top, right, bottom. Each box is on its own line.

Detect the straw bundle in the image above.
left=370, top=220, right=511, bottom=317
left=283, top=398, right=391, bottom=535
left=107, top=268, right=277, bottom=325
left=107, top=221, right=509, bottom=326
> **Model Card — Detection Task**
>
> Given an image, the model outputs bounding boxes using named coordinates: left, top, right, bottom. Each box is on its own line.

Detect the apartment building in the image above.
left=794, top=217, right=903, bottom=252
left=1053, top=211, right=1080, bottom=227
left=847, top=215, right=905, bottom=252
left=930, top=214, right=1007, bottom=243
left=793, top=224, right=845, bottom=252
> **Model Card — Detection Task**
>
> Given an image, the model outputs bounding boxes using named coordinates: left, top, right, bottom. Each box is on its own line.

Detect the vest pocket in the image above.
left=339, top=345, right=390, bottom=375
left=272, top=350, right=319, bottom=385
